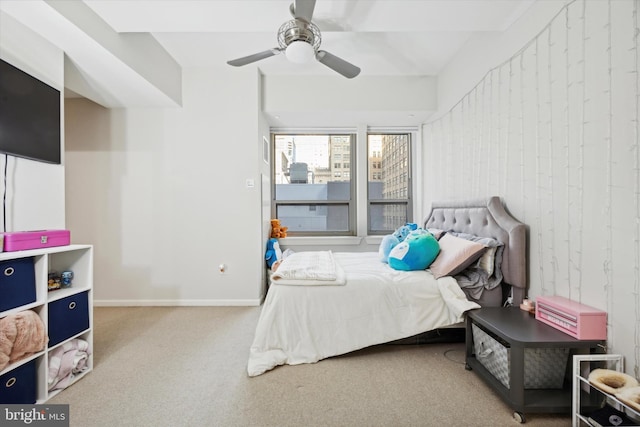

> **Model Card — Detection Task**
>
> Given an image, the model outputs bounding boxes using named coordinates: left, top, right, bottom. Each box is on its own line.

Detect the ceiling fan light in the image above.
left=285, top=40, right=315, bottom=64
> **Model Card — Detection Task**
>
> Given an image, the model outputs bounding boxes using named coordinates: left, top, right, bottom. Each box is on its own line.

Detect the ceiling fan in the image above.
left=226, top=0, right=361, bottom=79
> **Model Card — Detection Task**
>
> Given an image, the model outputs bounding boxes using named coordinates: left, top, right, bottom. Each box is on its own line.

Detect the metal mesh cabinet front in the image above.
left=472, top=323, right=569, bottom=389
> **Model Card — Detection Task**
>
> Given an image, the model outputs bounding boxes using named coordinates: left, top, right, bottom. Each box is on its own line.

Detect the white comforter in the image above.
left=248, top=252, right=480, bottom=376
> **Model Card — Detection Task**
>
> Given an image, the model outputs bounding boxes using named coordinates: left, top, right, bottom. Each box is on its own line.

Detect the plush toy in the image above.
left=407, top=228, right=430, bottom=238
left=270, top=219, right=288, bottom=238
left=265, top=238, right=283, bottom=270
left=392, top=225, right=412, bottom=242
left=379, top=224, right=419, bottom=263
left=379, top=234, right=400, bottom=263
left=270, top=219, right=281, bottom=238
left=388, top=232, right=440, bottom=271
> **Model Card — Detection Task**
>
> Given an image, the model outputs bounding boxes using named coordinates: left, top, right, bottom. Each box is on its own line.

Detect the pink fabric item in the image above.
left=0, top=310, right=47, bottom=370
left=48, top=338, right=91, bottom=391
left=429, top=234, right=487, bottom=279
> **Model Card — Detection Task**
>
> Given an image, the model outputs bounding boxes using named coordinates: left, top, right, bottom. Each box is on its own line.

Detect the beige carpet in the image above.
left=49, top=307, right=572, bottom=426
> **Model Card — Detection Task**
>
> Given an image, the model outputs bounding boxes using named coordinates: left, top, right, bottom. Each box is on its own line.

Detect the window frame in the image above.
left=271, top=132, right=357, bottom=237
left=270, top=127, right=417, bottom=238
left=366, top=132, right=413, bottom=236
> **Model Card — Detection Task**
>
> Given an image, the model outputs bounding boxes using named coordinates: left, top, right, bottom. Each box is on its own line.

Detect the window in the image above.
left=272, top=131, right=412, bottom=236
left=367, top=133, right=412, bottom=235
left=273, top=134, right=355, bottom=235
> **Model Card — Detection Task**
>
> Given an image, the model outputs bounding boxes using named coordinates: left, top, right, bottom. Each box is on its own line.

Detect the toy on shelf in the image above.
left=48, top=270, right=74, bottom=291
left=270, top=219, right=288, bottom=238
left=48, top=271, right=61, bottom=291
left=61, top=270, right=74, bottom=288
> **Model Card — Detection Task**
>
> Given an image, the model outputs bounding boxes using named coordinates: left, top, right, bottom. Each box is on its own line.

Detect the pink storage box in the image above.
left=535, top=295, right=607, bottom=340
left=1, top=230, right=70, bottom=252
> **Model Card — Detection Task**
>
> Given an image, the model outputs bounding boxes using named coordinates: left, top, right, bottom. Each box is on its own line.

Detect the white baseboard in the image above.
left=94, top=299, right=262, bottom=307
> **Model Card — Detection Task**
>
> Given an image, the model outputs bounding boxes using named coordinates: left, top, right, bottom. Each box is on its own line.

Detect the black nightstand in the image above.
left=465, top=307, right=605, bottom=423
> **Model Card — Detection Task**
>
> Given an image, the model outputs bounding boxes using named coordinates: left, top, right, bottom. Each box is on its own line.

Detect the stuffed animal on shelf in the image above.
left=270, top=219, right=288, bottom=238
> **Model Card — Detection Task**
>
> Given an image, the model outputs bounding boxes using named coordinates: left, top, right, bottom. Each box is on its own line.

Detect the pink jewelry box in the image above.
left=535, top=295, right=607, bottom=340
left=1, top=230, right=70, bottom=252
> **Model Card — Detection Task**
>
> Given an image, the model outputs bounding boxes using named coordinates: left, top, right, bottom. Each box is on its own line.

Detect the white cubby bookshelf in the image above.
left=0, top=244, right=93, bottom=403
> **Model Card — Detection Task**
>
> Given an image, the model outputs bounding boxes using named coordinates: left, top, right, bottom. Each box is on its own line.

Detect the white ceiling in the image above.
left=83, top=0, right=534, bottom=77
left=1, top=0, right=534, bottom=126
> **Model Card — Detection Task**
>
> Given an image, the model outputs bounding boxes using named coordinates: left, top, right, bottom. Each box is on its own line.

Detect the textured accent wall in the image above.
left=423, top=0, right=640, bottom=377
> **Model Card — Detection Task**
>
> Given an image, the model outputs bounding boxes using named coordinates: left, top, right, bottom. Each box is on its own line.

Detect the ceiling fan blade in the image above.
left=290, top=0, right=316, bottom=23
left=227, top=48, right=282, bottom=67
left=316, top=50, right=361, bottom=79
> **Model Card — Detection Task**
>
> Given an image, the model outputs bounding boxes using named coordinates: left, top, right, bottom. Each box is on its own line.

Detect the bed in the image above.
left=248, top=196, right=527, bottom=377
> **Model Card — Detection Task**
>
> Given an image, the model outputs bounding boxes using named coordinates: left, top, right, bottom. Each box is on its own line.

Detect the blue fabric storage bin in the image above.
left=0, top=257, right=36, bottom=313
left=0, top=360, right=37, bottom=404
left=48, top=291, right=89, bottom=347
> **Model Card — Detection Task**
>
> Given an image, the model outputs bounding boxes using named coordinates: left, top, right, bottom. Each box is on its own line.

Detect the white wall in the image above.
left=65, top=67, right=264, bottom=305
left=0, top=11, right=65, bottom=231
left=263, top=75, right=437, bottom=127
left=258, top=73, right=272, bottom=299
left=425, top=0, right=640, bottom=377
left=64, top=68, right=432, bottom=304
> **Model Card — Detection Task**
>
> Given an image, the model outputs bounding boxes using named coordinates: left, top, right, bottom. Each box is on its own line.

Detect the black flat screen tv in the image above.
left=0, top=58, right=61, bottom=164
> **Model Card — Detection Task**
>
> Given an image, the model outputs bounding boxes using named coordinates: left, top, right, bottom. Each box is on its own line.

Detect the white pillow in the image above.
left=476, top=247, right=498, bottom=277
left=427, top=228, right=445, bottom=240
left=429, top=234, right=487, bottom=279
left=445, top=231, right=503, bottom=278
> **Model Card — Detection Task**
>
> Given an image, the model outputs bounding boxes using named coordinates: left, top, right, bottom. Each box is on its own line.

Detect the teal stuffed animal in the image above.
left=392, top=225, right=412, bottom=242
left=388, top=233, right=440, bottom=271
left=379, top=234, right=400, bottom=263
left=379, top=224, right=423, bottom=263
left=407, top=228, right=430, bottom=238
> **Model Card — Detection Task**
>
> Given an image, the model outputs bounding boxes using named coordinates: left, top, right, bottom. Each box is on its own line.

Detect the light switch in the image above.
left=246, top=179, right=255, bottom=188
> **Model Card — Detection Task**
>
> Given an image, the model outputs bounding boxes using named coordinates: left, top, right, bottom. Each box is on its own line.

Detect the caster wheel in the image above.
left=465, top=363, right=472, bottom=371
left=513, top=411, right=526, bottom=423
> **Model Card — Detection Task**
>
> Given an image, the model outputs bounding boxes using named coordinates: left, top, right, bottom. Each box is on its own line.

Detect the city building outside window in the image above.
left=273, top=134, right=355, bottom=235
left=367, top=133, right=412, bottom=235
left=272, top=132, right=411, bottom=236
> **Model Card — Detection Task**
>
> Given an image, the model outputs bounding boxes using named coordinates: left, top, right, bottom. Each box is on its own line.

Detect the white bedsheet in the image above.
left=248, top=252, right=481, bottom=376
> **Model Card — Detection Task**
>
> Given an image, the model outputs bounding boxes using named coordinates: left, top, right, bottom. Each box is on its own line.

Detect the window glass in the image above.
left=272, top=132, right=412, bottom=236
left=276, top=204, right=349, bottom=233
left=367, top=134, right=411, bottom=234
left=274, top=134, right=354, bottom=235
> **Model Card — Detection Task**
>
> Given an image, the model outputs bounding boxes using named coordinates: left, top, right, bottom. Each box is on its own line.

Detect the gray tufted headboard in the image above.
left=423, top=196, right=527, bottom=306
